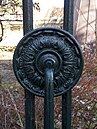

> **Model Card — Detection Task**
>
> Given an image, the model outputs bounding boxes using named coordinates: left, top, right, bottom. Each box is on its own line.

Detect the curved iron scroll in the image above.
left=0, top=20, right=3, bottom=42
left=13, top=27, right=84, bottom=97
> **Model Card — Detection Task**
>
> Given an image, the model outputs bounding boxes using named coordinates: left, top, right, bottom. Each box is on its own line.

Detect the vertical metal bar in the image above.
left=62, top=0, right=74, bottom=129
left=63, top=0, right=74, bottom=34
left=44, top=69, right=54, bottom=129
left=22, top=0, right=33, bottom=34
left=22, top=0, right=35, bottom=129
left=25, top=91, right=35, bottom=129
left=62, top=91, right=72, bottom=129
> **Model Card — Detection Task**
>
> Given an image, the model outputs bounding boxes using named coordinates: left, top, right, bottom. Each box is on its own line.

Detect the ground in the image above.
left=0, top=47, right=25, bottom=129
left=0, top=47, right=17, bottom=85
left=0, top=47, right=97, bottom=129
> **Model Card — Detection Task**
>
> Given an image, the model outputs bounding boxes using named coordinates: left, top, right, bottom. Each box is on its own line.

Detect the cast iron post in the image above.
left=13, top=1, right=84, bottom=129
left=62, top=0, right=74, bottom=128
left=22, top=0, right=35, bottom=129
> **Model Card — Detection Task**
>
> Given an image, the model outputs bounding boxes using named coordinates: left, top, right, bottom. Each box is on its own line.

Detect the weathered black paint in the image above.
left=22, top=0, right=35, bottom=129
left=44, top=68, right=54, bottom=129
left=62, top=0, right=74, bottom=129
left=13, top=27, right=83, bottom=96
left=13, top=0, right=84, bottom=129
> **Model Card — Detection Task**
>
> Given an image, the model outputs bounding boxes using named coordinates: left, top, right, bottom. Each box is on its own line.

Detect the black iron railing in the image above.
left=13, top=0, right=84, bottom=129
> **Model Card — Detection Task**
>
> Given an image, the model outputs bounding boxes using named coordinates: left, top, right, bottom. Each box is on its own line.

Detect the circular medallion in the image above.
left=13, top=27, right=84, bottom=96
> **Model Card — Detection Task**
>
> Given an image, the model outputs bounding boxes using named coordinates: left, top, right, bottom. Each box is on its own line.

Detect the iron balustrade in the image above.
left=13, top=0, right=84, bottom=129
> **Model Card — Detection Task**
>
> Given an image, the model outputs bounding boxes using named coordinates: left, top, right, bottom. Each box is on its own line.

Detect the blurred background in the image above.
left=0, top=0, right=97, bottom=129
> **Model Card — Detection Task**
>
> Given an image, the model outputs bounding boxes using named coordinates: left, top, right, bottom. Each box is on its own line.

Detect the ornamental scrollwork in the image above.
left=13, top=27, right=84, bottom=96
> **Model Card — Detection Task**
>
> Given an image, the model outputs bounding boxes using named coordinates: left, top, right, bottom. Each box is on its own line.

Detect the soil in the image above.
left=0, top=48, right=97, bottom=129
left=0, top=49, right=19, bottom=87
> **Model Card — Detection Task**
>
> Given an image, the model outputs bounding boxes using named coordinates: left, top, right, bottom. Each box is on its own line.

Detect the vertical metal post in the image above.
left=22, top=0, right=35, bottom=129
left=22, top=0, right=33, bottom=34
left=62, top=0, right=74, bottom=129
left=63, top=0, right=74, bottom=34
left=44, top=69, right=54, bottom=129
left=25, top=91, right=35, bottom=129
left=62, top=92, right=72, bottom=129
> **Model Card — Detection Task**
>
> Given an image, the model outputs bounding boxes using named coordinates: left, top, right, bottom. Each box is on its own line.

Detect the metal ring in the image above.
left=13, top=27, right=84, bottom=96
